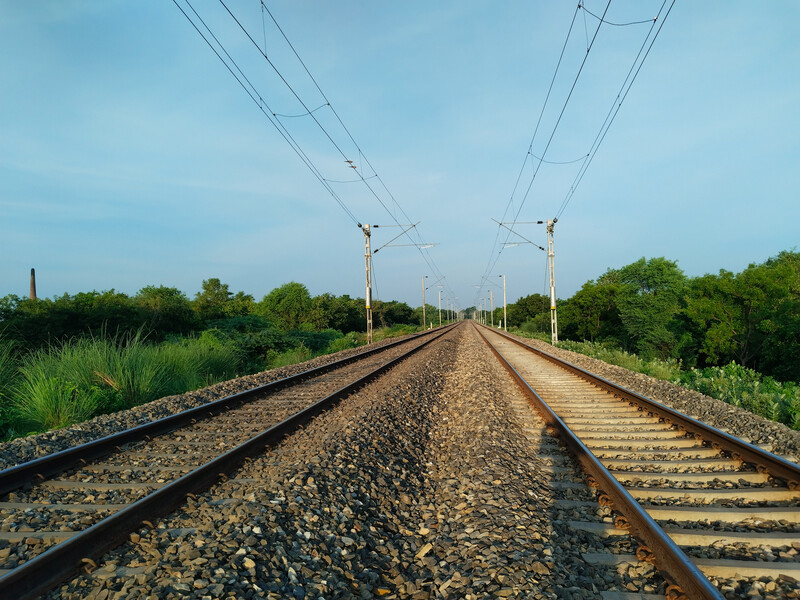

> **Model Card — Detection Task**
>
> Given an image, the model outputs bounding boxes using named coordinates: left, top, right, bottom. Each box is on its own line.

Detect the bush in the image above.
left=326, top=332, right=361, bottom=354
left=265, top=344, right=313, bottom=369
left=677, top=363, right=800, bottom=429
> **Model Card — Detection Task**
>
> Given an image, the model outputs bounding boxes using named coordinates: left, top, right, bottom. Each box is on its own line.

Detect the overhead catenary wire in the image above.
left=178, top=0, right=459, bottom=309
left=555, top=0, right=675, bottom=220
left=477, top=1, right=673, bottom=309
left=253, top=0, right=459, bottom=308
left=258, top=1, right=456, bottom=304
left=580, top=3, right=658, bottom=27
left=476, top=3, right=608, bottom=306
left=172, top=0, right=361, bottom=227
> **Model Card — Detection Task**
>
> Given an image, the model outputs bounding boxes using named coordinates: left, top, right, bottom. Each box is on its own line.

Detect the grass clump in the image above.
left=5, top=332, right=242, bottom=438
left=555, top=339, right=682, bottom=381
left=12, top=369, right=99, bottom=433
left=159, top=334, right=239, bottom=395
left=0, top=338, right=20, bottom=437
left=265, top=344, right=313, bottom=369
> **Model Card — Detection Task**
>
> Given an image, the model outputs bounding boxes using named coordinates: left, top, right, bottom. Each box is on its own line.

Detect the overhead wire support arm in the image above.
left=370, top=223, right=420, bottom=254
left=492, top=219, right=547, bottom=252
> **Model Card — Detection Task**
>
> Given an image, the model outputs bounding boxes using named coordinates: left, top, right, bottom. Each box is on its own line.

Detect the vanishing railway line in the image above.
left=477, top=324, right=800, bottom=600
left=1, top=321, right=798, bottom=599
left=0, top=325, right=454, bottom=600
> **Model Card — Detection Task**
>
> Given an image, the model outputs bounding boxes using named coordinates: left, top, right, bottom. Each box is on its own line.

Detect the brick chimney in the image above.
left=29, top=268, right=37, bottom=300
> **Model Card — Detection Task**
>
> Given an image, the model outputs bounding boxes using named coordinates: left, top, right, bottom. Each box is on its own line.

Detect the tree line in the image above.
left=496, top=251, right=799, bottom=383
left=0, top=279, right=438, bottom=352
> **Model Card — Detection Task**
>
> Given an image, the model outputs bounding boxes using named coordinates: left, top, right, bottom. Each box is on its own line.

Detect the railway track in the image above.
left=0, top=325, right=454, bottom=600
left=477, top=324, right=800, bottom=600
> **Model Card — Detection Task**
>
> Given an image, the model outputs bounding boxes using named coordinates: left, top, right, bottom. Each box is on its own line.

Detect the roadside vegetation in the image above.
left=2, top=249, right=796, bottom=439
left=496, top=250, right=800, bottom=429
left=0, top=281, right=436, bottom=440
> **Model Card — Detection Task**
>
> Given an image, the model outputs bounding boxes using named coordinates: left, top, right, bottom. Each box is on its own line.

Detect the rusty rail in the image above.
left=475, top=324, right=724, bottom=600
left=0, top=325, right=454, bottom=600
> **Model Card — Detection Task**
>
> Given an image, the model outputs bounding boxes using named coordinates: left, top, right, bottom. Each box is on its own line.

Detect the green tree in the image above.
left=194, top=278, right=233, bottom=321
left=616, top=257, right=686, bottom=359
left=560, top=276, right=622, bottom=343
left=682, top=270, right=740, bottom=366
left=256, top=282, right=312, bottom=330
left=226, top=291, right=255, bottom=318
left=135, top=286, right=199, bottom=337
left=308, top=293, right=364, bottom=332
left=506, top=293, right=549, bottom=328
left=684, top=251, right=800, bottom=380
left=410, top=303, right=437, bottom=328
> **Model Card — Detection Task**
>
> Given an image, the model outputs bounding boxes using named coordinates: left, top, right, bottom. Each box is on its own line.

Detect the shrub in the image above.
left=265, top=344, right=313, bottom=369
left=676, top=363, right=800, bottom=429
left=326, top=332, right=360, bottom=354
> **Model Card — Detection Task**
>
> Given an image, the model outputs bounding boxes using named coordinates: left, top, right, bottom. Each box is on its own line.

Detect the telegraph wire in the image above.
left=254, top=1, right=458, bottom=305
left=556, top=0, right=674, bottom=219
left=172, top=0, right=361, bottom=227
left=580, top=4, right=657, bottom=27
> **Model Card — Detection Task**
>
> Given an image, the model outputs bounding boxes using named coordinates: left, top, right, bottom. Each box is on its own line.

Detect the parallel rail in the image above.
left=0, top=324, right=454, bottom=600
left=476, top=323, right=800, bottom=599
left=475, top=324, right=722, bottom=600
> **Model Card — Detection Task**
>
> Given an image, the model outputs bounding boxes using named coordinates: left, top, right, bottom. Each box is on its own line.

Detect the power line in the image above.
left=253, top=1, right=458, bottom=304
left=172, top=0, right=361, bottom=227
left=478, top=1, right=673, bottom=308
left=477, top=3, right=608, bottom=302
left=580, top=3, right=658, bottom=27
left=555, top=0, right=675, bottom=220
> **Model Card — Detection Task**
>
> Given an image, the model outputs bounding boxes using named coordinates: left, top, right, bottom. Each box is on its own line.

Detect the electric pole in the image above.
left=489, top=290, right=494, bottom=328
left=547, top=218, right=558, bottom=344
left=499, top=274, right=507, bottom=331
left=362, top=225, right=373, bottom=343
left=438, top=289, right=442, bottom=327
left=421, top=276, right=427, bottom=329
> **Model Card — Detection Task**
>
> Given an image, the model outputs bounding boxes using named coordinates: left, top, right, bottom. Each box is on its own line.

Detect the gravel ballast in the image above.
left=0, top=336, right=403, bottom=471
left=42, top=325, right=659, bottom=599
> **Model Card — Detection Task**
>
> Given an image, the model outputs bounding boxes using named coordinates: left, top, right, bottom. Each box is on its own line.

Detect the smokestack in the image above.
left=29, top=268, right=37, bottom=300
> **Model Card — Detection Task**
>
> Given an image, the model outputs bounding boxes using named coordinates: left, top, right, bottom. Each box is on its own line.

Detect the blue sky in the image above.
left=1, top=1, right=798, bottom=312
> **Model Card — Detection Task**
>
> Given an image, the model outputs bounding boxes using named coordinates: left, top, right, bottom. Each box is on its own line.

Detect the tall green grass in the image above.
left=265, top=344, right=313, bottom=369
left=7, top=333, right=240, bottom=436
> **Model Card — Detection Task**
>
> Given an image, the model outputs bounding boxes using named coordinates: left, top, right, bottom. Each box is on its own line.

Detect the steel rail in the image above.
left=0, top=324, right=455, bottom=497
left=485, top=325, right=800, bottom=487
left=475, top=324, right=723, bottom=600
left=0, top=325, right=453, bottom=600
